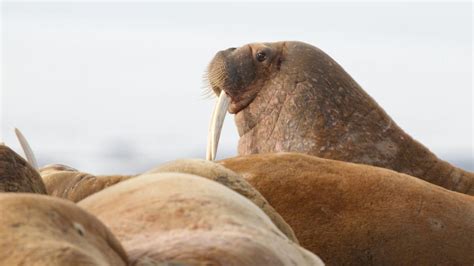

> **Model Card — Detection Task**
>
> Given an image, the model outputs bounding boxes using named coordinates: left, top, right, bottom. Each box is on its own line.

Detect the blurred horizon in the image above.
left=1, top=2, right=472, bottom=174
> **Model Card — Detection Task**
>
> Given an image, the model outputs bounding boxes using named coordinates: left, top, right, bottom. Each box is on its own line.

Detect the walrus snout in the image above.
left=208, top=45, right=256, bottom=102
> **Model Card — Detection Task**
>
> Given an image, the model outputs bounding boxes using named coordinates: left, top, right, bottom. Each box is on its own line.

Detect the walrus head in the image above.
left=205, top=41, right=382, bottom=161
left=207, top=43, right=286, bottom=114
left=206, top=42, right=288, bottom=159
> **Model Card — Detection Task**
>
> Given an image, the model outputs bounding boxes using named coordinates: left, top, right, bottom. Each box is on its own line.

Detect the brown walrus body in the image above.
left=78, top=171, right=323, bottom=265
left=147, top=158, right=298, bottom=243
left=0, top=145, right=46, bottom=194
left=0, top=193, right=127, bottom=265
left=207, top=41, right=474, bottom=195
left=41, top=159, right=298, bottom=242
left=39, top=164, right=134, bottom=202
left=219, top=152, right=474, bottom=265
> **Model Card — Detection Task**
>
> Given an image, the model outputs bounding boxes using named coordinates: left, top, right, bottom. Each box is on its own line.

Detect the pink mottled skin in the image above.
left=207, top=41, right=473, bottom=195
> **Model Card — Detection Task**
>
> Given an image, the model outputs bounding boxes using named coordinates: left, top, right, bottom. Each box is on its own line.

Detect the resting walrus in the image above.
left=11, top=129, right=135, bottom=202
left=0, top=193, right=128, bottom=265
left=39, top=164, right=134, bottom=202
left=146, top=158, right=298, bottom=243
left=206, top=41, right=474, bottom=195
left=79, top=172, right=323, bottom=265
left=219, top=152, right=474, bottom=265
left=0, top=144, right=46, bottom=194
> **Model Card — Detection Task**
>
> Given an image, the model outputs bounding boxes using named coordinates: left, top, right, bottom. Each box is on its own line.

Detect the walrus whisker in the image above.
left=14, top=128, right=39, bottom=169
left=205, top=68, right=227, bottom=82
left=201, top=72, right=219, bottom=100
left=202, top=66, right=232, bottom=100
left=206, top=91, right=230, bottom=160
left=201, top=92, right=216, bottom=100
left=200, top=85, right=216, bottom=100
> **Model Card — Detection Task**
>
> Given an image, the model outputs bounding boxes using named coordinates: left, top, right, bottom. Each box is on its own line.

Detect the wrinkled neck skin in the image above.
left=235, top=51, right=473, bottom=195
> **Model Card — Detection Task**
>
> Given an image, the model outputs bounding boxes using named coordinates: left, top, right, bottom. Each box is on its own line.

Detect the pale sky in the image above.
left=1, top=2, right=472, bottom=173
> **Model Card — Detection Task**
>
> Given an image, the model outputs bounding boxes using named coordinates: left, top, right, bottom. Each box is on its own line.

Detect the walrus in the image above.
left=12, top=129, right=135, bottom=202
left=0, top=193, right=128, bottom=265
left=79, top=172, right=323, bottom=265
left=205, top=41, right=474, bottom=195
left=39, top=164, right=134, bottom=202
left=219, top=152, right=474, bottom=265
left=146, top=158, right=298, bottom=243
left=0, top=144, right=46, bottom=194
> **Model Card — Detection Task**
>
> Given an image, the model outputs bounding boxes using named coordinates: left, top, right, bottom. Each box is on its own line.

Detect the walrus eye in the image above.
left=256, top=51, right=267, bottom=62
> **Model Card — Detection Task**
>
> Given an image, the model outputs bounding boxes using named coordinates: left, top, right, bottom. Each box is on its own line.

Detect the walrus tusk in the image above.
left=206, top=108, right=213, bottom=161
left=206, top=91, right=230, bottom=161
left=14, top=128, right=39, bottom=170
